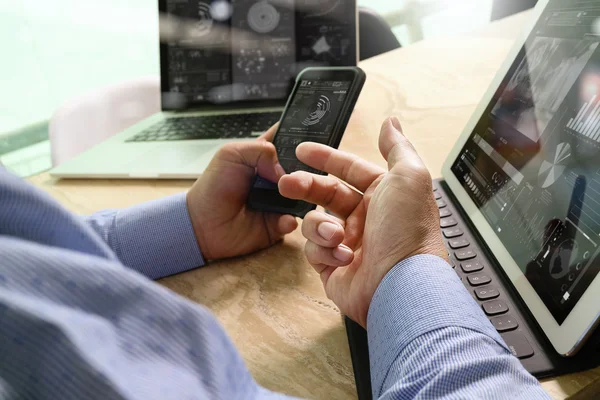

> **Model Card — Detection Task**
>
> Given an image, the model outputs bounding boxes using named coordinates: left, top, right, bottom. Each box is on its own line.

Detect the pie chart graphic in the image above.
left=538, top=142, right=571, bottom=189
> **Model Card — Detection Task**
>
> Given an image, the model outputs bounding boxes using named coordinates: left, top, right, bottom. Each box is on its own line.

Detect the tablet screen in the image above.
left=451, top=1, right=600, bottom=325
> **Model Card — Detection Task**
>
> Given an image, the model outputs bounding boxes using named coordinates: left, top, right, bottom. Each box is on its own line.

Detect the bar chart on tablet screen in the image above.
left=567, top=94, right=600, bottom=141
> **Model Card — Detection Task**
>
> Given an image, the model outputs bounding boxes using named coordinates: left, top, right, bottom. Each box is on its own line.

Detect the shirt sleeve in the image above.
left=0, top=236, right=299, bottom=400
left=367, top=255, right=551, bottom=400
left=84, top=193, right=205, bottom=279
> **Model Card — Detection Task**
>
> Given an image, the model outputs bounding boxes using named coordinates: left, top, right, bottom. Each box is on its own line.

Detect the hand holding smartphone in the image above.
left=247, top=66, right=366, bottom=218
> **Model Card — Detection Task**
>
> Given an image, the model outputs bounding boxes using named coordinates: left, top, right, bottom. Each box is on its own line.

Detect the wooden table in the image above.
left=30, top=11, right=600, bottom=400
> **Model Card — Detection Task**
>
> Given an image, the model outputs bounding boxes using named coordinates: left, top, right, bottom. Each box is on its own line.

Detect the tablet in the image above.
left=443, top=0, right=600, bottom=356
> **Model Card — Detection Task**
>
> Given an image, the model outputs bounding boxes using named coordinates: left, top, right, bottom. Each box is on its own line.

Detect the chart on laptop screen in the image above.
left=162, top=0, right=356, bottom=104
left=452, top=0, right=600, bottom=325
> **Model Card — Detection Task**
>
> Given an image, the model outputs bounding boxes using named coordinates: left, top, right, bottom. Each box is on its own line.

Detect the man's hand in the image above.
left=186, top=124, right=298, bottom=261
left=278, top=117, right=447, bottom=328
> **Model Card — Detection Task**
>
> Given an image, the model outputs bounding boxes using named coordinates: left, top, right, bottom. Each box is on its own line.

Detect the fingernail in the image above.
left=317, top=222, right=339, bottom=240
left=333, top=245, right=353, bottom=262
left=275, top=163, right=286, bottom=178
left=390, top=116, right=403, bottom=133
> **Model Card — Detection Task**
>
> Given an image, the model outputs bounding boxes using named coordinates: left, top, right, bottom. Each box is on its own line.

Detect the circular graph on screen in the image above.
left=549, top=239, right=579, bottom=280
left=538, top=142, right=571, bottom=189
left=247, top=1, right=280, bottom=34
left=191, top=2, right=213, bottom=37
left=302, top=95, right=331, bottom=126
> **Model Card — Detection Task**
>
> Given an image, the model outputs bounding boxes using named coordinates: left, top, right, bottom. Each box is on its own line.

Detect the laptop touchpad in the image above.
left=128, top=144, right=218, bottom=170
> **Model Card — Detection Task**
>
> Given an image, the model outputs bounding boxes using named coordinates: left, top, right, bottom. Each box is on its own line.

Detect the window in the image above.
left=0, top=0, right=159, bottom=176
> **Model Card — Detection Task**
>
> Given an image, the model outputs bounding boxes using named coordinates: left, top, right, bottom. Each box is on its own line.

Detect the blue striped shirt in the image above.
left=0, top=168, right=549, bottom=399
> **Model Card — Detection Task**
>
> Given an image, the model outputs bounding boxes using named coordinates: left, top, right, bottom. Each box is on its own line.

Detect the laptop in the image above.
left=346, top=0, right=600, bottom=397
left=50, top=0, right=357, bottom=179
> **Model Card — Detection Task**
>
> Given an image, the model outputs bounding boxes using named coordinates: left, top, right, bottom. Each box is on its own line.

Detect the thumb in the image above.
left=216, top=141, right=285, bottom=182
left=257, top=122, right=279, bottom=142
left=378, top=117, right=426, bottom=173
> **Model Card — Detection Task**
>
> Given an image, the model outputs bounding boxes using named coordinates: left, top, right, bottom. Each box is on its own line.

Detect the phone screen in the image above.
left=253, top=79, right=352, bottom=190
left=247, top=67, right=365, bottom=217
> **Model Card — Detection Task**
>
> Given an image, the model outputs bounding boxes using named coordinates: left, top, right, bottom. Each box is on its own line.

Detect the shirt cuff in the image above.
left=367, top=254, right=508, bottom=396
left=114, top=193, right=205, bottom=279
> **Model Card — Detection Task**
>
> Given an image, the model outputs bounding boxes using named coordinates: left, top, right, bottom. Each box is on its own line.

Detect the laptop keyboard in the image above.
left=434, top=185, right=535, bottom=360
left=126, top=111, right=281, bottom=142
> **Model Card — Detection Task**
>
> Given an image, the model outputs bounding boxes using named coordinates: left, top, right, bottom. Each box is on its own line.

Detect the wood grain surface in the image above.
left=29, top=11, right=600, bottom=399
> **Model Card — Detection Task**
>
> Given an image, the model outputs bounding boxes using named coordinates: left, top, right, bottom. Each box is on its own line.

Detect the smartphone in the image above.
left=247, top=66, right=366, bottom=218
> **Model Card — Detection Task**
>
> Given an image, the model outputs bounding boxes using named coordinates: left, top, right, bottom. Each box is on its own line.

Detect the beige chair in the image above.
left=49, top=75, right=160, bottom=166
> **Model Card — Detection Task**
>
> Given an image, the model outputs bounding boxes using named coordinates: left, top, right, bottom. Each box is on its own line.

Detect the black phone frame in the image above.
left=247, top=66, right=367, bottom=218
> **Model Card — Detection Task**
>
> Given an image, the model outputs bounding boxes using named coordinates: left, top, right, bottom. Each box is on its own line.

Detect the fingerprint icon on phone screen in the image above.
left=302, top=95, right=331, bottom=126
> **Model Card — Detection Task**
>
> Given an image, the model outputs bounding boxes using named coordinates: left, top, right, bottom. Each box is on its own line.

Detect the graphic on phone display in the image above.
left=302, top=95, right=331, bottom=126
left=253, top=79, right=351, bottom=189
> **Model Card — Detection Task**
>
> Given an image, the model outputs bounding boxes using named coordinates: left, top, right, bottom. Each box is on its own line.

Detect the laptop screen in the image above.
left=451, top=0, right=600, bottom=325
left=159, top=0, right=357, bottom=109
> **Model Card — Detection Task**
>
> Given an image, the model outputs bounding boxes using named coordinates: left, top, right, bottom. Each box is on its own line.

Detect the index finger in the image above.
left=295, top=142, right=385, bottom=192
